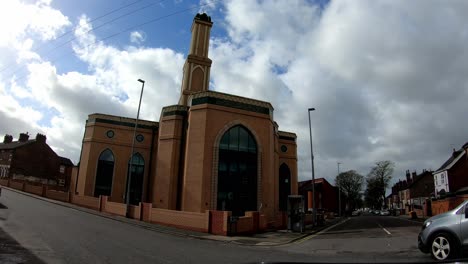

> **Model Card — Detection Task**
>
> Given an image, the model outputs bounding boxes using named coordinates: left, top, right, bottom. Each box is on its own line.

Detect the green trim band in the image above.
left=89, top=118, right=158, bottom=130
left=162, top=110, right=188, bottom=117
left=192, top=96, right=270, bottom=115
left=279, top=135, right=295, bottom=141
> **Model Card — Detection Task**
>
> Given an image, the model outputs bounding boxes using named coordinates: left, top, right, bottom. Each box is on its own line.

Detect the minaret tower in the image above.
left=178, top=13, right=213, bottom=105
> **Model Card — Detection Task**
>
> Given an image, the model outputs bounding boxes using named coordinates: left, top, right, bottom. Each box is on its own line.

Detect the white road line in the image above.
left=295, top=217, right=351, bottom=243
left=378, top=223, right=391, bottom=235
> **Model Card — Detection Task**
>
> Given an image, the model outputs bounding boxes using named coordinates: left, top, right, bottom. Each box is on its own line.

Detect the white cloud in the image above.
left=130, top=31, right=146, bottom=44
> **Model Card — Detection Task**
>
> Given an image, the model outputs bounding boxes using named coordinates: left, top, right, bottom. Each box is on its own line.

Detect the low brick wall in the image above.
left=24, top=183, right=44, bottom=196
left=10, top=181, right=24, bottom=191
left=209, top=210, right=230, bottom=235
left=0, top=178, right=9, bottom=186
left=236, top=215, right=254, bottom=234
left=128, top=204, right=141, bottom=220
left=150, top=208, right=209, bottom=232
left=102, top=197, right=126, bottom=217
left=46, top=189, right=70, bottom=202
left=432, top=195, right=468, bottom=216
left=72, top=195, right=100, bottom=210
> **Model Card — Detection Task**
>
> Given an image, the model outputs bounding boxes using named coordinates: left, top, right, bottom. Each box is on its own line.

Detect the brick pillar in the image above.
left=246, top=211, right=259, bottom=233
left=100, top=195, right=108, bottom=212
left=209, top=210, right=230, bottom=236
left=141, top=203, right=152, bottom=222
left=42, top=185, right=47, bottom=197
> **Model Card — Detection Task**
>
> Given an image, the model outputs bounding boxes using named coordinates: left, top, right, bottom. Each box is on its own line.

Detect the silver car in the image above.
left=418, top=199, right=468, bottom=260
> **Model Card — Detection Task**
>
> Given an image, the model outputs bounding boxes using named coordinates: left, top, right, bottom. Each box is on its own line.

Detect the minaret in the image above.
left=178, top=13, right=213, bottom=106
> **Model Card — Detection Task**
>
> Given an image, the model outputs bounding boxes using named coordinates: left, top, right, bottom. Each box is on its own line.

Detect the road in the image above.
left=0, top=189, right=434, bottom=263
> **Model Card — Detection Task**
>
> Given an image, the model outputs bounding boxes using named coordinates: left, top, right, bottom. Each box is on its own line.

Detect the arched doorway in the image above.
left=95, top=149, right=114, bottom=197
left=126, top=153, right=145, bottom=205
left=217, top=125, right=257, bottom=216
left=279, top=163, right=291, bottom=211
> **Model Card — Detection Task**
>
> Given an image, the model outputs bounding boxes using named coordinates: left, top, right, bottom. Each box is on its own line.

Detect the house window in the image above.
left=59, top=165, right=65, bottom=174
left=441, top=175, right=444, bottom=184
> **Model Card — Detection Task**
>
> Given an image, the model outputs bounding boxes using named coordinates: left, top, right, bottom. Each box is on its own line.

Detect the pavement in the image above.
left=0, top=186, right=345, bottom=246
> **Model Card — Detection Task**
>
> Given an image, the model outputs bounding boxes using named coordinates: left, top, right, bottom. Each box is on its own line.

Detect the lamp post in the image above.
left=337, top=162, right=341, bottom=217
left=126, top=79, right=145, bottom=217
left=308, top=108, right=316, bottom=226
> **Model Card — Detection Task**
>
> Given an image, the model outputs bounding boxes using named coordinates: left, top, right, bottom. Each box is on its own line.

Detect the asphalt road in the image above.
left=0, top=189, right=436, bottom=263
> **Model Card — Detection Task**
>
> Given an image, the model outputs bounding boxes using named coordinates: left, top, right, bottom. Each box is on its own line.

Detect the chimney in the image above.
left=406, top=170, right=411, bottom=182
left=35, top=133, right=46, bottom=143
left=3, top=134, right=13, bottom=144
left=18, top=133, right=29, bottom=142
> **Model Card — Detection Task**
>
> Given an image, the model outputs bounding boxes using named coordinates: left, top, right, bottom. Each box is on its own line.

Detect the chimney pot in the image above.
left=3, top=134, right=13, bottom=144
left=35, top=133, right=46, bottom=143
left=18, top=133, right=29, bottom=142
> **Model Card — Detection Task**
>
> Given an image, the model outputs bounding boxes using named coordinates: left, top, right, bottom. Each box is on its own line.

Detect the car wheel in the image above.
left=431, top=233, right=456, bottom=260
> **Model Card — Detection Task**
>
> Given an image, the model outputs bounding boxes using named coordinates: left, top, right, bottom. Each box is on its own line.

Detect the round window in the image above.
left=106, top=130, right=114, bottom=138
left=136, top=134, right=144, bottom=142
left=281, top=145, right=288, bottom=153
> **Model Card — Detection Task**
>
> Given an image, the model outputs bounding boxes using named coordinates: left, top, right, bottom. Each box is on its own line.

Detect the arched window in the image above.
left=94, top=149, right=115, bottom=197
left=126, top=153, right=145, bottom=205
left=217, top=125, right=257, bottom=216
left=279, top=163, right=291, bottom=211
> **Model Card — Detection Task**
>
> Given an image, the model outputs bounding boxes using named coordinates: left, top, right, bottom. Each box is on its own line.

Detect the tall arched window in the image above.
left=126, top=153, right=145, bottom=205
left=279, top=163, right=291, bottom=211
left=95, top=149, right=114, bottom=197
left=217, top=125, right=257, bottom=216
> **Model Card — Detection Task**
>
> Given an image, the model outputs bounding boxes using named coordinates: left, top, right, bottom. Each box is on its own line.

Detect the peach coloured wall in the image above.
left=78, top=115, right=156, bottom=203
left=24, top=184, right=43, bottom=196
left=209, top=210, right=230, bottom=235
left=102, top=198, right=127, bottom=217
left=153, top=115, right=184, bottom=209
left=72, top=194, right=100, bottom=210
left=150, top=208, right=209, bottom=232
left=46, top=189, right=70, bottom=202
left=10, top=181, right=24, bottom=191
left=128, top=204, right=141, bottom=220
left=182, top=104, right=276, bottom=221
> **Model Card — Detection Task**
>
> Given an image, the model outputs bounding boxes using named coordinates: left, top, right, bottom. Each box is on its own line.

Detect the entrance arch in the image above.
left=94, top=149, right=114, bottom=197
left=279, top=163, right=291, bottom=211
left=126, top=153, right=145, bottom=205
left=217, top=125, right=257, bottom=216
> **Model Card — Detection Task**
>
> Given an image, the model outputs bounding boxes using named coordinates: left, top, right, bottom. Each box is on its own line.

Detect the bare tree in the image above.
left=365, top=160, right=394, bottom=209
left=336, top=170, right=364, bottom=210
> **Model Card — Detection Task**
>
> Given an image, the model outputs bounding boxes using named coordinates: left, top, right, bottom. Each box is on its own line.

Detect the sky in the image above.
left=1, top=0, right=467, bottom=189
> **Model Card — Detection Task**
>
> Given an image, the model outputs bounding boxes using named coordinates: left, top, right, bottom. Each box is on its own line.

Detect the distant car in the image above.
left=380, top=210, right=390, bottom=216
left=374, top=210, right=380, bottom=215
left=351, top=210, right=360, bottom=216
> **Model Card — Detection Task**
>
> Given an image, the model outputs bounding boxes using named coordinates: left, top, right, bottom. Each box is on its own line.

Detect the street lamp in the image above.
left=337, top=162, right=341, bottom=217
left=125, top=79, right=145, bottom=217
left=308, top=107, right=316, bottom=226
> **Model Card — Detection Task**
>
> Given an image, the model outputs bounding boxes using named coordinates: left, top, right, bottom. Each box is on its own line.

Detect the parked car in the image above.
left=351, top=210, right=360, bottom=216
left=418, top=199, right=468, bottom=260
left=373, top=210, right=380, bottom=215
left=380, top=210, right=390, bottom=216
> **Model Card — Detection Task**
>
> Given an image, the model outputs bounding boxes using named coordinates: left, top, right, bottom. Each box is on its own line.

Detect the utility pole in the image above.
left=125, top=79, right=145, bottom=217
left=337, top=162, right=341, bottom=217
left=308, top=108, right=316, bottom=226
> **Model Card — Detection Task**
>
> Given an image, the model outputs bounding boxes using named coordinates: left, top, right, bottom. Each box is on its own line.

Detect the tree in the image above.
left=365, top=160, right=394, bottom=209
left=335, top=170, right=364, bottom=211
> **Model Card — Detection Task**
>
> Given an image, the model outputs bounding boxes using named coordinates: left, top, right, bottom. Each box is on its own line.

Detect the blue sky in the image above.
left=1, top=0, right=467, bottom=189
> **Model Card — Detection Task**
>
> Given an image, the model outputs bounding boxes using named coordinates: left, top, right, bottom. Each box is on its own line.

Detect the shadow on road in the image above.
left=0, top=227, right=45, bottom=264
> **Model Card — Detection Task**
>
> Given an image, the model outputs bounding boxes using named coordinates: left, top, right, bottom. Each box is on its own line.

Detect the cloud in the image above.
left=207, top=0, right=468, bottom=187
left=130, top=31, right=146, bottom=44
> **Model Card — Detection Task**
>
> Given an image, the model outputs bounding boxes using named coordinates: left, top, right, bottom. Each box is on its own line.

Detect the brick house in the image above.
left=298, top=178, right=341, bottom=213
left=0, top=133, right=74, bottom=188
left=433, top=142, right=468, bottom=197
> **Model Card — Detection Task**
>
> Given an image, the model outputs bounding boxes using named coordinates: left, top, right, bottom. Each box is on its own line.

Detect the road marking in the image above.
left=378, top=223, right=391, bottom=235
left=294, top=217, right=351, bottom=244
